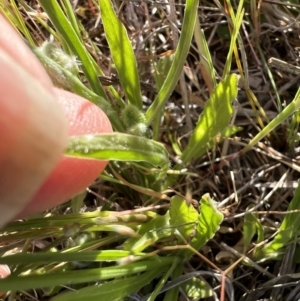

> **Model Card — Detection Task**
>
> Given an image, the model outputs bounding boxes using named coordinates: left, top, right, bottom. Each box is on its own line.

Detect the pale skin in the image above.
left=0, top=15, right=112, bottom=227
left=0, top=15, right=68, bottom=226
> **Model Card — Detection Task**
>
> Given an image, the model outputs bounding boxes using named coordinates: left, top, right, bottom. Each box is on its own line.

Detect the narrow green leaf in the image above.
left=222, top=1, right=245, bottom=79
left=151, top=54, right=174, bottom=140
left=243, top=87, right=300, bottom=153
left=65, top=133, right=169, bottom=179
left=99, top=0, right=142, bottom=108
left=0, top=258, right=175, bottom=291
left=163, top=264, right=182, bottom=301
left=3, top=211, right=154, bottom=231
left=194, top=17, right=216, bottom=91
left=181, top=74, right=238, bottom=163
left=51, top=269, right=160, bottom=301
left=60, top=0, right=80, bottom=38
left=38, top=0, right=105, bottom=96
left=145, top=0, right=200, bottom=125
left=260, top=183, right=300, bottom=255
left=287, top=109, right=300, bottom=150
left=0, top=0, right=35, bottom=45
left=0, top=250, right=141, bottom=265
left=147, top=259, right=179, bottom=301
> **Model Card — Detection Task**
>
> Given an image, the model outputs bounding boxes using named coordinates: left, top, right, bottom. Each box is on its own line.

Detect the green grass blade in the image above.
left=243, top=87, right=300, bottom=153
left=60, top=0, right=80, bottom=38
left=222, top=0, right=244, bottom=79
left=163, top=264, right=182, bottom=301
left=0, top=258, right=174, bottom=291
left=38, top=0, right=106, bottom=97
left=287, top=109, right=300, bottom=150
left=52, top=269, right=160, bottom=301
left=181, top=74, right=238, bottom=164
left=0, top=0, right=35, bottom=44
left=259, top=184, right=300, bottom=255
left=0, top=251, right=141, bottom=265
left=99, top=0, right=142, bottom=108
left=147, top=259, right=179, bottom=301
left=18, top=0, right=59, bottom=42
left=66, top=133, right=169, bottom=178
left=145, top=0, right=200, bottom=125
left=151, top=54, right=174, bottom=140
left=194, top=17, right=216, bottom=92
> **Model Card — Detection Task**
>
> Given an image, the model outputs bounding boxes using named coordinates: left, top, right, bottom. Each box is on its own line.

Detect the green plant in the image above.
left=1, top=0, right=300, bottom=300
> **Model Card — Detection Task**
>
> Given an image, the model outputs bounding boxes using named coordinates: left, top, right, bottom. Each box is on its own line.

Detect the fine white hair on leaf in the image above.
left=39, top=41, right=79, bottom=76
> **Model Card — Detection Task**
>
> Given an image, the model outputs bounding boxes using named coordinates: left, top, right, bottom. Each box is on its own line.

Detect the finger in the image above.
left=0, top=264, right=10, bottom=297
left=18, top=89, right=113, bottom=218
left=0, top=14, right=53, bottom=90
left=0, top=49, right=67, bottom=227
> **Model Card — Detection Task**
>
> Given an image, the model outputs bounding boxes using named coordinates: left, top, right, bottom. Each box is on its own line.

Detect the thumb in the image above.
left=17, top=89, right=113, bottom=218
left=0, top=49, right=67, bottom=227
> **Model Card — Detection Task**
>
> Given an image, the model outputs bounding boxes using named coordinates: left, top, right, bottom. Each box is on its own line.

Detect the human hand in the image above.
left=0, top=15, right=112, bottom=226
